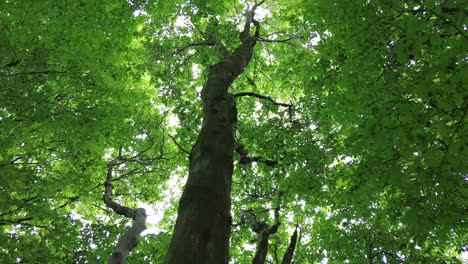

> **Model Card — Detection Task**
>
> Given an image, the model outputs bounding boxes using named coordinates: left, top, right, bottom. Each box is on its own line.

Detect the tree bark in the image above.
left=253, top=227, right=274, bottom=264
left=164, top=9, right=260, bottom=264
left=245, top=207, right=280, bottom=264
left=108, top=208, right=146, bottom=264
left=281, top=227, right=298, bottom=264
left=104, top=158, right=147, bottom=264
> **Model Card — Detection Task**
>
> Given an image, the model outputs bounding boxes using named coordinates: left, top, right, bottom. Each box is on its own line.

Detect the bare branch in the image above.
left=0, top=155, right=23, bottom=168
left=169, top=134, right=190, bottom=155
left=258, top=35, right=302, bottom=45
left=233, top=91, right=293, bottom=108
left=235, top=141, right=278, bottom=167
left=103, top=157, right=147, bottom=264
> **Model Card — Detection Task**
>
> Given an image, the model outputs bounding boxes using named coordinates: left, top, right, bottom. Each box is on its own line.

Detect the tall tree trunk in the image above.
left=164, top=8, right=260, bottom=264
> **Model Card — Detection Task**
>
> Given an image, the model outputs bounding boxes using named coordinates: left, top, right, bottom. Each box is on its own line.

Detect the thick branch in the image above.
left=239, top=1, right=263, bottom=43
left=103, top=157, right=147, bottom=264
left=108, top=208, right=146, bottom=264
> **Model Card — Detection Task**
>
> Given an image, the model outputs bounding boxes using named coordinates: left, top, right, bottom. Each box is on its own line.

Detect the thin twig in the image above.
left=169, top=134, right=190, bottom=155
left=233, top=92, right=292, bottom=108
left=413, top=0, right=467, bottom=39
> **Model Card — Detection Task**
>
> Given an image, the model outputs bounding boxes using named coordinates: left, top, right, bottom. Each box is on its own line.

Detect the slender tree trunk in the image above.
left=253, top=229, right=273, bottom=264
left=104, top=157, right=147, bottom=264
left=281, top=227, right=298, bottom=264
left=164, top=10, right=260, bottom=264
left=246, top=207, right=280, bottom=264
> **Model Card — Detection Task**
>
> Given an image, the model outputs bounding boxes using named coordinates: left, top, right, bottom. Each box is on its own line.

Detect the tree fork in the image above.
left=164, top=5, right=261, bottom=264
left=244, top=207, right=280, bottom=264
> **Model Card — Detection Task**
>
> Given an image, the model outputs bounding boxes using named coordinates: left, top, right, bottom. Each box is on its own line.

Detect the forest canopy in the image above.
left=0, top=0, right=466, bottom=263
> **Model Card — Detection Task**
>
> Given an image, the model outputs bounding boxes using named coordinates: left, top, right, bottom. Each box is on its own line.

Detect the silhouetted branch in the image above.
left=3, top=70, right=66, bottom=77
left=281, top=226, right=299, bottom=264
left=240, top=0, right=263, bottom=42
left=156, top=42, right=212, bottom=61
left=258, top=35, right=302, bottom=46
left=233, top=92, right=292, bottom=108
left=0, top=217, right=33, bottom=226
left=169, top=134, right=190, bottom=155
left=203, top=31, right=230, bottom=57
left=0, top=156, right=22, bottom=168
left=58, top=196, right=80, bottom=209
left=413, top=0, right=467, bottom=39
left=103, top=155, right=147, bottom=263
left=235, top=141, right=278, bottom=167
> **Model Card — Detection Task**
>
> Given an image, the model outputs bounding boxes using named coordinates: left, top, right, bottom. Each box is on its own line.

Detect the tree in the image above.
left=1, top=0, right=466, bottom=263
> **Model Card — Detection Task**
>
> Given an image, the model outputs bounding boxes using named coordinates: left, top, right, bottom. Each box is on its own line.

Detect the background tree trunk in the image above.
left=281, top=227, right=298, bottom=264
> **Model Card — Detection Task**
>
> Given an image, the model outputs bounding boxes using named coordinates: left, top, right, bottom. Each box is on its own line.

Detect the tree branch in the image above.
left=270, top=206, right=281, bottom=233
left=103, top=156, right=147, bottom=264
left=281, top=226, right=299, bottom=264
left=240, top=0, right=263, bottom=43
left=413, top=0, right=467, bottom=39
left=203, top=31, right=230, bottom=57
left=235, top=141, right=278, bottom=167
left=233, top=92, right=293, bottom=108
left=169, top=134, right=190, bottom=155
left=0, top=155, right=22, bottom=168
left=0, top=217, right=33, bottom=226
left=258, top=35, right=302, bottom=45
left=2, top=70, right=66, bottom=77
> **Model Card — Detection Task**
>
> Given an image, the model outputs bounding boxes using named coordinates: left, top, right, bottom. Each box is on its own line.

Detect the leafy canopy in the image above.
left=0, top=0, right=466, bottom=263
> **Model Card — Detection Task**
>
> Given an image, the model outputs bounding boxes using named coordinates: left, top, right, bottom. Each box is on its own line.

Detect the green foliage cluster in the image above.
left=1, top=0, right=466, bottom=263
